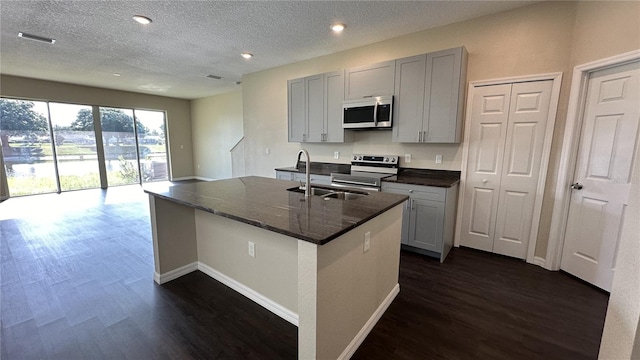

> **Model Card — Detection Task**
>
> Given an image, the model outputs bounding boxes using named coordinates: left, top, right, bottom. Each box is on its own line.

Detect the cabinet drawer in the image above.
left=381, top=182, right=446, bottom=202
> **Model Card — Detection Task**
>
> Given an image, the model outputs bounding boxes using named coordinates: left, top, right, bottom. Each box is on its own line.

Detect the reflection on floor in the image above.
left=0, top=185, right=608, bottom=359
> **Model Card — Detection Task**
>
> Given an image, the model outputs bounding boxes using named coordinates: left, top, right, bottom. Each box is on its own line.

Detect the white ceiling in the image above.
left=0, top=1, right=535, bottom=100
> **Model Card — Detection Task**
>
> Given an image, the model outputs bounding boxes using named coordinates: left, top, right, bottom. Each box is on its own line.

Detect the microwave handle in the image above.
left=373, top=100, right=378, bottom=126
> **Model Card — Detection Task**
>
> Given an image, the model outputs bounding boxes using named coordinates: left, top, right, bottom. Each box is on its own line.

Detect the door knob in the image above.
left=482, top=179, right=488, bottom=184
left=571, top=183, right=583, bottom=190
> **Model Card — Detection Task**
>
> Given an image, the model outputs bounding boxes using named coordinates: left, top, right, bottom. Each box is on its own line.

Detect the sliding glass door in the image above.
left=0, top=99, right=57, bottom=196
left=100, top=107, right=140, bottom=186
left=134, top=110, right=168, bottom=182
left=1, top=98, right=169, bottom=197
left=49, top=103, right=101, bottom=191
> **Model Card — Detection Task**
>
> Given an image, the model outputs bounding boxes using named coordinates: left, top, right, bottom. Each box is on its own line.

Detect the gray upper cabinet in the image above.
left=288, top=71, right=349, bottom=143
left=288, top=77, right=306, bottom=142
left=392, top=46, right=468, bottom=143
left=344, top=60, right=395, bottom=100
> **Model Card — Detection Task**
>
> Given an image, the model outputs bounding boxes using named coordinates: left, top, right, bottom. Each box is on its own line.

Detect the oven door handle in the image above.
left=373, top=100, right=378, bottom=127
left=330, top=181, right=380, bottom=192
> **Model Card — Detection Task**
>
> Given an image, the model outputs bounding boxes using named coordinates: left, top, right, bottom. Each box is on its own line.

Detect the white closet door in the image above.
left=561, top=61, right=640, bottom=291
left=493, top=80, right=553, bottom=259
left=460, top=84, right=511, bottom=251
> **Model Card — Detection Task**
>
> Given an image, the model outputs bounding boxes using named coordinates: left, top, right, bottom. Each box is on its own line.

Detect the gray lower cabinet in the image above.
left=275, top=171, right=331, bottom=186
left=381, top=182, right=458, bottom=262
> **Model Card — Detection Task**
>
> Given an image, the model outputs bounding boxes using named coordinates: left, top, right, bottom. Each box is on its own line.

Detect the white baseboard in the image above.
left=337, top=283, right=400, bottom=360
left=193, top=176, right=216, bottom=181
left=171, top=176, right=195, bottom=181
left=197, top=262, right=299, bottom=326
left=154, top=262, right=198, bottom=284
left=533, top=256, right=546, bottom=268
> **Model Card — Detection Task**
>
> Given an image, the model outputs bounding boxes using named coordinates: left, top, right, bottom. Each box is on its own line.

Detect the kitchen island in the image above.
left=144, top=176, right=407, bottom=359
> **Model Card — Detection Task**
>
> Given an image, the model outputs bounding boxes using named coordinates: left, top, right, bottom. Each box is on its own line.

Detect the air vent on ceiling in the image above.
left=206, top=74, right=223, bottom=80
left=18, top=32, right=56, bottom=44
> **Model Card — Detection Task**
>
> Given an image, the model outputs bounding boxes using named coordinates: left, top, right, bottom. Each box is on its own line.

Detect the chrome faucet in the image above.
left=296, top=149, right=311, bottom=197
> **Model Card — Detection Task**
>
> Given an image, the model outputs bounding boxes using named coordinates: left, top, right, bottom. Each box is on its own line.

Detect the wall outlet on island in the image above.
left=363, top=231, right=371, bottom=253
left=248, top=241, right=255, bottom=257
left=334, top=151, right=340, bottom=159
left=404, top=154, right=412, bottom=163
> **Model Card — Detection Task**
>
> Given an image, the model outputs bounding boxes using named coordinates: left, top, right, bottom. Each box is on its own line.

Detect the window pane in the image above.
left=0, top=99, right=58, bottom=196
left=135, top=109, right=168, bottom=182
left=49, top=103, right=101, bottom=191
left=100, top=107, right=140, bottom=186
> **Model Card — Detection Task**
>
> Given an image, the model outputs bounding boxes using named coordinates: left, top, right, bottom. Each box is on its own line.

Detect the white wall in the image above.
left=191, top=91, right=243, bottom=180
left=598, top=134, right=640, bottom=359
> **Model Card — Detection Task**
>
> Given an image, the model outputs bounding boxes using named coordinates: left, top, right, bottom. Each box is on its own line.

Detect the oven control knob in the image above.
left=391, top=158, right=396, bottom=163
left=358, top=156, right=363, bottom=161
left=353, top=156, right=357, bottom=160
left=384, top=157, right=389, bottom=162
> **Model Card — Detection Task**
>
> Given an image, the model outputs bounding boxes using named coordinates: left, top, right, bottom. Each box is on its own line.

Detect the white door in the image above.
left=493, top=80, right=553, bottom=258
left=460, top=84, right=511, bottom=252
left=460, top=80, right=553, bottom=259
left=561, top=61, right=640, bottom=291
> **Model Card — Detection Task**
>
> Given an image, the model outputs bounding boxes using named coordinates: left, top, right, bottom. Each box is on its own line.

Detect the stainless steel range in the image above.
left=330, top=154, right=399, bottom=192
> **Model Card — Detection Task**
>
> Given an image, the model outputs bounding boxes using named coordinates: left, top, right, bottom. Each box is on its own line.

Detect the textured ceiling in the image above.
left=0, top=1, right=535, bottom=100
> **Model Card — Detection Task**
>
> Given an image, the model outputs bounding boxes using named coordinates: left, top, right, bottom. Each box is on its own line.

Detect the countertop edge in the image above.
left=144, top=189, right=408, bottom=245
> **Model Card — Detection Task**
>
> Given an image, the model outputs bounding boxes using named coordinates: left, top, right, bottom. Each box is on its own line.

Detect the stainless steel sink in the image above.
left=287, top=186, right=368, bottom=200
left=323, top=191, right=367, bottom=200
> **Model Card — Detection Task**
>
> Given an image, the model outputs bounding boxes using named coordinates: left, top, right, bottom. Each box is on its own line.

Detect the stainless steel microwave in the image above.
left=342, top=95, right=393, bottom=129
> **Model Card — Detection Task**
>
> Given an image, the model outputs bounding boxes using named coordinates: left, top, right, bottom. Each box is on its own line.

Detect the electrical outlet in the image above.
left=180, top=144, right=184, bottom=150
left=334, top=151, right=340, bottom=159
left=435, top=154, right=442, bottom=164
left=404, top=154, right=412, bottom=163
left=265, top=147, right=270, bottom=155
left=248, top=241, right=255, bottom=257
left=197, top=164, right=201, bottom=169
left=363, top=231, right=371, bottom=253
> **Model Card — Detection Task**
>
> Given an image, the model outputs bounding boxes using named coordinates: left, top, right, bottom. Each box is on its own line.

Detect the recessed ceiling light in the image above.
left=330, top=23, right=346, bottom=33
left=241, top=52, right=253, bottom=59
left=18, top=32, right=56, bottom=44
left=133, top=15, right=152, bottom=25
left=113, top=73, right=121, bottom=77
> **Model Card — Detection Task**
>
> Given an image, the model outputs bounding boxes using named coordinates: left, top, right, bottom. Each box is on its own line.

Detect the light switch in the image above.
left=435, top=154, right=442, bottom=164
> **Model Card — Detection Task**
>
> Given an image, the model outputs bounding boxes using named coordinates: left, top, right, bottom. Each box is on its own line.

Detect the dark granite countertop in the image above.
left=383, top=168, right=461, bottom=188
left=144, top=176, right=407, bottom=245
left=275, top=162, right=351, bottom=176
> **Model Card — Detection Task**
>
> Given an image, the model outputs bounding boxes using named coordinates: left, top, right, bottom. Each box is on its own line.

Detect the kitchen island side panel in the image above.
left=195, top=209, right=299, bottom=314
left=301, top=204, right=403, bottom=360
left=149, top=195, right=198, bottom=278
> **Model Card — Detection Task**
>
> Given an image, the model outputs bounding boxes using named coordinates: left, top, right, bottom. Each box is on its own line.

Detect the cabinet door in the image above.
left=324, top=71, right=345, bottom=143
left=305, top=75, right=324, bottom=142
left=380, top=185, right=410, bottom=245
left=392, top=55, right=426, bottom=143
left=408, top=198, right=444, bottom=252
left=423, top=47, right=467, bottom=143
left=344, top=60, right=395, bottom=100
left=288, top=78, right=306, bottom=142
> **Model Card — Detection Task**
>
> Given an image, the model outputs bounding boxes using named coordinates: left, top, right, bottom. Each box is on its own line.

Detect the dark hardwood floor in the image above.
left=0, top=185, right=609, bottom=359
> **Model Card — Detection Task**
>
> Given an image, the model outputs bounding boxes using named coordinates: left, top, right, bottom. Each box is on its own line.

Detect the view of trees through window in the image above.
left=0, top=98, right=169, bottom=197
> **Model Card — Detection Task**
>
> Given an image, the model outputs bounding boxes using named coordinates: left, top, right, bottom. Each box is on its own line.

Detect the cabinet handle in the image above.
left=411, top=199, right=415, bottom=210
left=302, top=133, right=306, bottom=142
left=418, top=131, right=422, bottom=142
left=423, top=131, right=427, bottom=142
left=405, top=200, right=409, bottom=210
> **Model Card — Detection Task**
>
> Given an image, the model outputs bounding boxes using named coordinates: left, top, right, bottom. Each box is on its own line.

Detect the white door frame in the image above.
left=454, top=72, right=562, bottom=266
left=546, top=50, right=640, bottom=271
